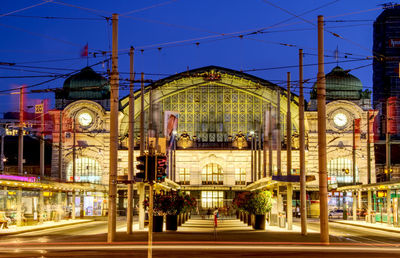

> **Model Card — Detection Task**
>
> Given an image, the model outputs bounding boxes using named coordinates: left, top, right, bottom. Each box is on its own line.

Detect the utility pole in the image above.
left=317, top=15, right=329, bottom=244
left=277, top=89, right=281, bottom=176
left=138, top=72, right=145, bottom=231
left=367, top=111, right=372, bottom=184
left=258, top=122, right=262, bottom=180
left=268, top=104, right=273, bottom=177
left=72, top=118, right=76, bottom=183
left=18, top=86, right=24, bottom=175
left=127, top=46, right=135, bottom=234
left=40, top=100, right=45, bottom=178
left=353, top=119, right=357, bottom=185
left=107, top=13, right=119, bottom=243
left=263, top=111, right=267, bottom=178
left=299, top=49, right=307, bottom=235
left=286, top=72, right=293, bottom=230
left=386, top=99, right=391, bottom=181
left=286, top=72, right=292, bottom=176
left=58, top=110, right=62, bottom=181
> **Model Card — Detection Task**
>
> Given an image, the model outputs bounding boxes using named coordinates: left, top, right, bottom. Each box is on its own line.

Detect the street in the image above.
left=0, top=218, right=399, bottom=257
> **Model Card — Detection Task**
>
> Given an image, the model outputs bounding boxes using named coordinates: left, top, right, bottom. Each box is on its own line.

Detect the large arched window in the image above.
left=328, top=157, right=358, bottom=186
left=202, top=163, right=223, bottom=185
left=66, top=157, right=102, bottom=184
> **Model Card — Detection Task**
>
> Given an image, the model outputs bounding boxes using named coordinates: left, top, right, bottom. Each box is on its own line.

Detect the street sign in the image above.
left=35, top=104, right=43, bottom=114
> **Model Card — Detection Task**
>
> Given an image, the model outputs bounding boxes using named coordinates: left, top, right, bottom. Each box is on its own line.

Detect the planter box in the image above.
left=254, top=214, right=266, bottom=230
left=166, top=215, right=178, bottom=231
left=247, top=214, right=252, bottom=226
left=153, top=215, right=163, bottom=232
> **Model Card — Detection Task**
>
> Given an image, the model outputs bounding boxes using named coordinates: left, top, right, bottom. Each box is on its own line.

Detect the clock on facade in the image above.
left=333, top=112, right=348, bottom=128
left=78, top=112, right=93, bottom=127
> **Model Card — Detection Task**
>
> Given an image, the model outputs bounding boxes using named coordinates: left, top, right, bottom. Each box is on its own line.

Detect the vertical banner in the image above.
left=264, top=109, right=270, bottom=137
left=368, top=110, right=375, bottom=142
left=388, top=96, right=397, bottom=134
left=354, top=118, right=361, bottom=149
left=164, top=111, right=179, bottom=179
left=271, top=106, right=278, bottom=149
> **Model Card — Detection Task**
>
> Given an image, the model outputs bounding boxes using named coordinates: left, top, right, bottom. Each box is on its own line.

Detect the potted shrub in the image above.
left=144, top=194, right=164, bottom=232
left=165, top=192, right=185, bottom=230
left=247, top=190, right=273, bottom=230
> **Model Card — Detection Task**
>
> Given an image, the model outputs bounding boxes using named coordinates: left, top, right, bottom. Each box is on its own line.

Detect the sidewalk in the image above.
left=0, top=219, right=93, bottom=236
left=330, top=219, right=400, bottom=234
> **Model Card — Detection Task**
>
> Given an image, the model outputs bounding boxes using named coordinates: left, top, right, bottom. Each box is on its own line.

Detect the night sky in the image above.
left=0, top=0, right=392, bottom=114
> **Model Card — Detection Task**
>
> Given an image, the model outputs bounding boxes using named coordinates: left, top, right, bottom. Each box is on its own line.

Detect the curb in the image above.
left=330, top=220, right=400, bottom=234
left=0, top=220, right=94, bottom=236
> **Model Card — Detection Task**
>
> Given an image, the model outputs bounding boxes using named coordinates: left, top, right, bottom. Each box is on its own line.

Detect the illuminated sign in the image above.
left=389, top=38, right=400, bottom=47
left=0, top=175, right=38, bottom=183
left=69, top=176, right=101, bottom=182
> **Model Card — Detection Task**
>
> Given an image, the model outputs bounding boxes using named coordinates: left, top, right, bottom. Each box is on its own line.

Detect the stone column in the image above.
left=138, top=183, right=145, bottom=230
left=39, top=190, right=44, bottom=224
left=387, top=189, right=392, bottom=225
left=358, top=190, right=362, bottom=209
left=16, top=187, right=23, bottom=226
left=353, top=191, right=357, bottom=221
left=287, top=183, right=293, bottom=230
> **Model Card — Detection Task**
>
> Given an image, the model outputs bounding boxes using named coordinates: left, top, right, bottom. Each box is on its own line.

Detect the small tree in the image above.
left=247, top=190, right=273, bottom=215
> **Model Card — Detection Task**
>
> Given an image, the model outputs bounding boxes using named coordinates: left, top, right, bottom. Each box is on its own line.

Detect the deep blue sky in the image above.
left=0, top=0, right=391, bottom=113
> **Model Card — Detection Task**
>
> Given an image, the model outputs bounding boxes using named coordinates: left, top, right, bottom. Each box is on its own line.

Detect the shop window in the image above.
left=66, top=157, right=102, bottom=184
left=179, top=168, right=190, bottom=185
left=235, top=168, right=246, bottom=185
left=201, top=191, right=223, bottom=208
left=202, top=163, right=223, bottom=185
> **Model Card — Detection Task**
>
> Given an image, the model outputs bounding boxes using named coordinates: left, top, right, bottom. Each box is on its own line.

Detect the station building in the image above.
left=48, top=65, right=375, bottom=216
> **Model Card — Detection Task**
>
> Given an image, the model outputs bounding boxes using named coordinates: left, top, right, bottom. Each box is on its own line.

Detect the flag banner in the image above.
left=354, top=118, right=361, bottom=149
left=164, top=111, right=179, bottom=142
left=388, top=96, right=397, bottom=134
left=368, top=109, right=375, bottom=142
left=271, top=106, right=278, bottom=149
left=80, top=43, right=88, bottom=58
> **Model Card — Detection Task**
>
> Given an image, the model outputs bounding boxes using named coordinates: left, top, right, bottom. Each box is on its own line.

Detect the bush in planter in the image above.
left=233, top=192, right=252, bottom=221
left=247, top=190, right=273, bottom=230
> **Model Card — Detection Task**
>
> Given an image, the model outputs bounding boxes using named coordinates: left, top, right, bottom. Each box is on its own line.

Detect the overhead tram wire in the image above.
left=121, top=0, right=179, bottom=15
left=5, top=14, right=104, bottom=21
left=0, top=58, right=110, bottom=94
left=0, top=1, right=51, bottom=19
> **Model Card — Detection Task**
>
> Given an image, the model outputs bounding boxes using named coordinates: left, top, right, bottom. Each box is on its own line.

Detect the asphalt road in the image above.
left=1, top=218, right=400, bottom=257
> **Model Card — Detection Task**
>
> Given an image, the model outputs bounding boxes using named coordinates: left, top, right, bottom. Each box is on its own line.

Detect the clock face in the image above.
left=78, top=112, right=93, bottom=127
left=333, top=113, right=348, bottom=128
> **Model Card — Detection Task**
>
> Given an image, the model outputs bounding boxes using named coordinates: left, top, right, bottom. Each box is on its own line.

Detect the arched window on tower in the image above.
left=66, top=157, right=102, bottom=184
left=328, top=157, right=359, bottom=186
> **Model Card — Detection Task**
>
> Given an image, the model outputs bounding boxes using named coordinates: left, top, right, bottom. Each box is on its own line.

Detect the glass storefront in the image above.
left=201, top=191, right=224, bottom=208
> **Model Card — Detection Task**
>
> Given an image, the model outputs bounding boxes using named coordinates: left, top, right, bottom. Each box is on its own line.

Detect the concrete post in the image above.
left=39, top=189, right=44, bottom=224
left=16, top=187, right=23, bottom=226
left=138, top=183, right=145, bottom=230
left=387, top=189, right=392, bottom=225
left=358, top=190, right=362, bottom=210
left=57, top=191, right=62, bottom=221
left=80, top=191, right=84, bottom=218
left=353, top=191, right=357, bottom=221
left=367, top=190, right=372, bottom=223
left=287, top=183, right=293, bottom=230
left=72, top=191, right=76, bottom=219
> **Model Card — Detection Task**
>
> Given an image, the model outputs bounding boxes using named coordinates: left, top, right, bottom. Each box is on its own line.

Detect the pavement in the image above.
left=330, top=219, right=400, bottom=234
left=0, top=219, right=93, bottom=235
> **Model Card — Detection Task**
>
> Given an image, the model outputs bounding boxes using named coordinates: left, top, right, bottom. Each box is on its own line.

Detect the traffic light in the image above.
left=136, top=155, right=147, bottom=180
left=146, top=155, right=156, bottom=183
left=156, top=154, right=167, bottom=182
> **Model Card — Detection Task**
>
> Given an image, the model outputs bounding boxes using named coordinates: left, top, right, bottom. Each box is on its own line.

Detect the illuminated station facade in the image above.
left=47, top=65, right=375, bottom=218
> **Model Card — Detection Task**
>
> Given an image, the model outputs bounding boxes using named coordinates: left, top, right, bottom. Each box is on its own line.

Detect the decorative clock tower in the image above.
left=306, top=66, right=376, bottom=188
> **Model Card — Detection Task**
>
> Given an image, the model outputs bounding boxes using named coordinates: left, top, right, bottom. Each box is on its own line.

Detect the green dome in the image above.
left=61, top=67, right=110, bottom=100
left=311, top=66, right=364, bottom=100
